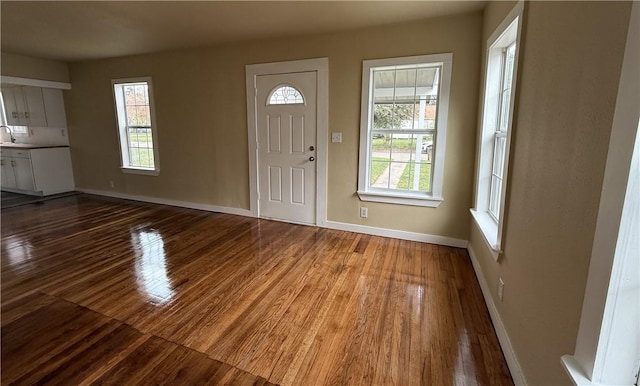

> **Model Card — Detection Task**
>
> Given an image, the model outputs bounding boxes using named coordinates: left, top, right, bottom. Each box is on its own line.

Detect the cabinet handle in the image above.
left=0, top=160, right=4, bottom=166
left=11, top=160, right=16, bottom=167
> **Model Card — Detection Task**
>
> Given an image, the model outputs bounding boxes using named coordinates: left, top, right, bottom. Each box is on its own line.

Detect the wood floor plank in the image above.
left=1, top=194, right=513, bottom=385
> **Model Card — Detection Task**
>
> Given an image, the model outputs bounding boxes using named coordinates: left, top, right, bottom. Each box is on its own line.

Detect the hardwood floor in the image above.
left=1, top=194, right=513, bottom=385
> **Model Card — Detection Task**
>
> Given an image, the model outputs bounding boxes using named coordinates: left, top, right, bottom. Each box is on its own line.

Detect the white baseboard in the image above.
left=467, top=244, right=527, bottom=386
left=78, top=189, right=467, bottom=248
left=77, top=188, right=254, bottom=218
left=322, top=220, right=468, bottom=248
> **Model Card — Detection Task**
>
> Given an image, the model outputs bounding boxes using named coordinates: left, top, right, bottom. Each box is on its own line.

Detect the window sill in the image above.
left=121, top=167, right=159, bottom=176
left=561, top=355, right=597, bottom=386
left=357, top=190, right=443, bottom=208
left=470, top=209, right=501, bottom=260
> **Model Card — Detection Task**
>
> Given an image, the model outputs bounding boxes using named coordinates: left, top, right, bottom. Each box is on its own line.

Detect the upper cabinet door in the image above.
left=22, top=86, right=47, bottom=127
left=1, top=87, right=25, bottom=125
left=42, top=88, right=67, bottom=128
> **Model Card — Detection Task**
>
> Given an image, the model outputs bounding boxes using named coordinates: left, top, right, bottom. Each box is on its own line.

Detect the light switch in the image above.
left=331, top=132, right=342, bottom=143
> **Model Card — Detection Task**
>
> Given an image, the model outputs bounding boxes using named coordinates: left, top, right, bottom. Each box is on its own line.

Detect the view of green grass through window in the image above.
left=369, top=134, right=434, bottom=192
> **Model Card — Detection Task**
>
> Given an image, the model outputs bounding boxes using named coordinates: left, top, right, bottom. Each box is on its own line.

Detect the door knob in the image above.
left=309, top=156, right=315, bottom=162
left=309, top=146, right=315, bottom=151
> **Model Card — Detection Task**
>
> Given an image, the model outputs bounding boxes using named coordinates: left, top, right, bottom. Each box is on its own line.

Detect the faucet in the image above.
left=1, top=125, right=16, bottom=143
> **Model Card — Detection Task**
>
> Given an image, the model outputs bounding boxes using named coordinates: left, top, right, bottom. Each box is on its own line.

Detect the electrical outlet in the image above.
left=331, top=132, right=342, bottom=143
left=109, top=180, right=115, bottom=188
left=360, top=207, right=368, bottom=218
left=498, top=278, right=505, bottom=301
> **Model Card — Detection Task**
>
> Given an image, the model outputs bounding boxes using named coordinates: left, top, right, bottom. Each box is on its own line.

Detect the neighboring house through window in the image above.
left=357, top=53, right=452, bottom=207
left=112, top=77, right=160, bottom=175
left=471, top=3, right=523, bottom=259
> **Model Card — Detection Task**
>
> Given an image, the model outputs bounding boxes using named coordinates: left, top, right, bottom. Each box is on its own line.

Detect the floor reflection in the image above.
left=2, top=235, right=34, bottom=268
left=130, top=229, right=174, bottom=304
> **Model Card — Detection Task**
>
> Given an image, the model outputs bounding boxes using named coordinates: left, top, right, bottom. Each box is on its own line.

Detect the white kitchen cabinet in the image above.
left=22, top=87, right=47, bottom=127
left=0, top=146, right=74, bottom=196
left=42, top=88, right=67, bottom=128
left=1, top=87, right=28, bottom=126
left=0, top=157, right=17, bottom=188
left=1, top=86, right=65, bottom=128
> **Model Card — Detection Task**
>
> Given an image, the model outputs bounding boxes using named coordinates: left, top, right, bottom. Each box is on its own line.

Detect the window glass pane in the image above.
left=372, top=70, right=395, bottom=103
left=489, top=175, right=502, bottom=219
left=499, top=88, right=511, bottom=132
left=365, top=133, right=431, bottom=193
left=393, top=68, right=417, bottom=102
left=503, top=44, right=516, bottom=90
left=416, top=67, right=440, bottom=92
left=135, top=85, right=148, bottom=105
left=136, top=106, right=151, bottom=126
left=392, top=102, right=415, bottom=129
left=124, top=85, right=136, bottom=105
left=492, top=135, right=507, bottom=178
left=417, top=133, right=435, bottom=163
left=126, top=106, right=138, bottom=126
left=268, top=86, right=304, bottom=105
left=372, top=103, right=395, bottom=130
left=370, top=158, right=391, bottom=188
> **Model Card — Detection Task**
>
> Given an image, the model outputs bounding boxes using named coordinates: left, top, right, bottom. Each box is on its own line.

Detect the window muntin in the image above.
left=357, top=54, right=452, bottom=207
left=112, top=78, right=159, bottom=174
left=268, top=85, right=304, bottom=105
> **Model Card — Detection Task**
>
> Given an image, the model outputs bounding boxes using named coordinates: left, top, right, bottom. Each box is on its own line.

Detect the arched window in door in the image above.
left=267, top=85, right=305, bottom=105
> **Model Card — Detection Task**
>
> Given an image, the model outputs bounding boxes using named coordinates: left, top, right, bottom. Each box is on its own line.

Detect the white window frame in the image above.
left=357, top=53, right=452, bottom=208
left=111, top=77, right=160, bottom=176
left=471, top=2, right=523, bottom=259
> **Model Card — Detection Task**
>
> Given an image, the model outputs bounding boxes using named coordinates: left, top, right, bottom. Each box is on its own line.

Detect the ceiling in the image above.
left=1, top=1, right=485, bottom=62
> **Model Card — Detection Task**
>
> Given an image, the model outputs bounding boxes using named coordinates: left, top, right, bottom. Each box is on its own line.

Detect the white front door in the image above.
left=255, top=72, right=317, bottom=224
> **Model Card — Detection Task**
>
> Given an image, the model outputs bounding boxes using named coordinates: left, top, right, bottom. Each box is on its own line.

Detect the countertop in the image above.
left=0, top=142, right=70, bottom=150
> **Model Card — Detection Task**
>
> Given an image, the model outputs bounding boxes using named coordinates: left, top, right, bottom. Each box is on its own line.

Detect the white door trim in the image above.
left=246, top=57, right=329, bottom=226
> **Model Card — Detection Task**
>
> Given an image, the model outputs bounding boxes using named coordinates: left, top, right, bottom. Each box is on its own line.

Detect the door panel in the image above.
left=256, top=72, right=317, bottom=224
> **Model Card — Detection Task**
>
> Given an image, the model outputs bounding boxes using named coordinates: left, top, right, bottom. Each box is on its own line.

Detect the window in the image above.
left=357, top=53, right=452, bottom=207
left=268, top=85, right=304, bottom=105
left=112, top=78, right=159, bottom=175
left=471, top=4, right=522, bottom=258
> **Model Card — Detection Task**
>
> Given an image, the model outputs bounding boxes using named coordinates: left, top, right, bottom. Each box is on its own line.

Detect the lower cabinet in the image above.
left=0, top=147, right=74, bottom=196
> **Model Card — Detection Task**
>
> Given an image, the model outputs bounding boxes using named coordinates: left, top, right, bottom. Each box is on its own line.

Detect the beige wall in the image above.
left=1, top=52, right=70, bottom=83
left=65, top=11, right=482, bottom=240
left=470, top=2, right=632, bottom=385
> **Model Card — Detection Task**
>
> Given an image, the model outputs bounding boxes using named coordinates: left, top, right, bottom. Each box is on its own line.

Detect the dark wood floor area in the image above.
left=1, top=194, right=513, bottom=385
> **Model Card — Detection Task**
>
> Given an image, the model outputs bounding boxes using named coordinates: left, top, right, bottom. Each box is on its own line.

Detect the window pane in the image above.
left=394, top=68, right=417, bottom=102
left=492, top=135, right=507, bottom=178
left=268, top=86, right=304, bottom=105
left=135, top=85, right=148, bottom=105
left=393, top=102, right=415, bottom=129
left=418, top=133, right=435, bottom=163
left=367, top=133, right=432, bottom=193
left=489, top=175, right=502, bottom=219
left=373, top=70, right=395, bottom=103
left=136, top=106, right=151, bottom=126
left=126, top=106, right=138, bottom=126
left=416, top=67, right=440, bottom=92
left=499, top=88, right=511, bottom=132
left=503, top=44, right=516, bottom=90
left=372, top=103, right=395, bottom=130
left=370, top=158, right=390, bottom=188
left=124, top=85, right=136, bottom=105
